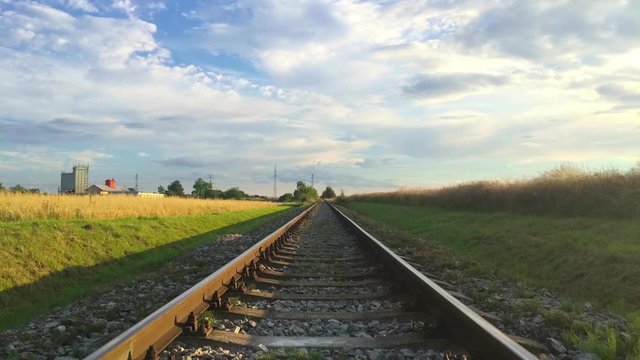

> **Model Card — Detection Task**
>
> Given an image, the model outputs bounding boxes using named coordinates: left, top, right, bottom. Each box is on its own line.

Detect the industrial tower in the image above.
left=60, top=164, right=89, bottom=194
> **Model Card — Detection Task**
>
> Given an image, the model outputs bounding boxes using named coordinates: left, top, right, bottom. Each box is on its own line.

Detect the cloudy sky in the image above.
left=0, top=0, right=639, bottom=195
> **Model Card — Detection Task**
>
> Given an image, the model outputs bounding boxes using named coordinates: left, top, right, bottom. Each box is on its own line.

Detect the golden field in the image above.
left=350, top=164, right=640, bottom=218
left=0, top=192, right=278, bottom=221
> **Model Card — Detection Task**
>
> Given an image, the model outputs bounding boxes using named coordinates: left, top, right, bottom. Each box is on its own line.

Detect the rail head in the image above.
left=327, top=202, right=538, bottom=360
left=86, top=202, right=317, bottom=360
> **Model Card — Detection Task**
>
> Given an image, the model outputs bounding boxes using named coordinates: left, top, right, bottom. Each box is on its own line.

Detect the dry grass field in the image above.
left=350, top=164, right=640, bottom=218
left=0, top=193, right=277, bottom=221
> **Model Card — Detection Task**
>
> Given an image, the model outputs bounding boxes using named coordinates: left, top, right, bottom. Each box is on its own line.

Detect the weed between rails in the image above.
left=256, top=348, right=324, bottom=360
left=199, top=310, right=218, bottom=329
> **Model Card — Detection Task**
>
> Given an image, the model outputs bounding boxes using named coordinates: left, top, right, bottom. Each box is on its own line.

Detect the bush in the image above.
left=293, top=181, right=318, bottom=202
left=222, top=187, right=248, bottom=200
left=321, top=186, right=336, bottom=199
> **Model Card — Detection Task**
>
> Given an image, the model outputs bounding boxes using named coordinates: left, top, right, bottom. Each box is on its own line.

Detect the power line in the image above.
left=273, top=164, right=277, bottom=198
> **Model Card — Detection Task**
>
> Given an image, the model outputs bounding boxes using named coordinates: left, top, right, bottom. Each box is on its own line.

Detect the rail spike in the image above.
left=210, top=290, right=222, bottom=308
left=184, top=311, right=198, bottom=333
left=229, top=276, right=247, bottom=293
left=248, top=262, right=258, bottom=279
left=144, top=345, right=158, bottom=360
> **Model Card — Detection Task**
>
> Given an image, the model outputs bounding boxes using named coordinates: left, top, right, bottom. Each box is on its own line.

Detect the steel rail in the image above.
left=86, top=203, right=317, bottom=360
left=328, top=202, right=538, bottom=360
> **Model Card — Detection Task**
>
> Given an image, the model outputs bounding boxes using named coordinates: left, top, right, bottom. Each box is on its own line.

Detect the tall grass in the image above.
left=0, top=193, right=277, bottom=221
left=350, top=164, right=640, bottom=219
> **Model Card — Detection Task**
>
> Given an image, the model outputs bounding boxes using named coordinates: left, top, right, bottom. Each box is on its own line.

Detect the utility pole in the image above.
left=273, top=165, right=277, bottom=199
left=135, top=174, right=139, bottom=191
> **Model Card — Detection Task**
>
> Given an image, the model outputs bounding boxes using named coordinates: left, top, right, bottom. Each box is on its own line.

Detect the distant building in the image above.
left=86, top=178, right=131, bottom=195
left=85, top=178, right=164, bottom=197
left=135, top=192, right=165, bottom=198
left=60, top=165, right=89, bottom=194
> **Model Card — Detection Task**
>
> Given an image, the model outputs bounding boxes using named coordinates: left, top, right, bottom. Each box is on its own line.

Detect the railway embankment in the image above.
left=341, top=201, right=640, bottom=359
left=0, top=205, right=297, bottom=330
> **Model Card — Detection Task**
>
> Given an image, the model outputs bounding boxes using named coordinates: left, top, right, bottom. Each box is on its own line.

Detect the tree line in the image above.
left=157, top=178, right=253, bottom=200
left=0, top=178, right=340, bottom=202
left=0, top=183, right=40, bottom=194
left=158, top=178, right=338, bottom=202
left=277, top=181, right=336, bottom=202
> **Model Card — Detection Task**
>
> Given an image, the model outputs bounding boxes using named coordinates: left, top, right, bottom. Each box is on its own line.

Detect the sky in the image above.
left=0, top=0, right=639, bottom=195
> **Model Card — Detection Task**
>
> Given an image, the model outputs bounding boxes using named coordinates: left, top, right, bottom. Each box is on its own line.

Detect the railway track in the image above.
left=87, top=202, right=537, bottom=360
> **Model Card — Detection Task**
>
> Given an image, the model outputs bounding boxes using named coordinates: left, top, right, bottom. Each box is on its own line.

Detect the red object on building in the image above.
left=105, top=178, right=117, bottom=188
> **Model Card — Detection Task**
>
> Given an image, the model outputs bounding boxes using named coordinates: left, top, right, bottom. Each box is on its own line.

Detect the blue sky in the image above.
left=0, top=0, right=639, bottom=195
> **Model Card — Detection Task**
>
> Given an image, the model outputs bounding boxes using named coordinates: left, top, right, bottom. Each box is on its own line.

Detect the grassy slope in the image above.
left=344, top=202, right=640, bottom=313
left=0, top=205, right=295, bottom=329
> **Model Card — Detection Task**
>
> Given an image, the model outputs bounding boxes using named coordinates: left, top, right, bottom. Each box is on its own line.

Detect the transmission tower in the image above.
left=209, top=175, right=213, bottom=188
left=135, top=174, right=139, bottom=191
left=273, top=165, right=277, bottom=199
left=311, top=173, right=314, bottom=188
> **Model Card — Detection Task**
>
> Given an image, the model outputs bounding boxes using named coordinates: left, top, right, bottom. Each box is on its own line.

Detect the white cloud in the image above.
left=61, top=0, right=97, bottom=12
left=0, top=2, right=373, bottom=183
left=456, top=0, right=640, bottom=65
left=146, top=1, right=165, bottom=11
left=1, top=0, right=639, bottom=194
left=0, top=148, right=79, bottom=171
left=0, top=3, right=158, bottom=68
left=111, top=0, right=135, bottom=16
left=65, top=150, right=113, bottom=163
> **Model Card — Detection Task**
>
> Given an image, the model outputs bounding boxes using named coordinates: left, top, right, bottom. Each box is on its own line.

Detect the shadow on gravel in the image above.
left=0, top=209, right=296, bottom=330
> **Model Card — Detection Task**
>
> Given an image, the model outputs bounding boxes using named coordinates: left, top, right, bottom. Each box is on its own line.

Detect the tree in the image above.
left=206, top=189, right=224, bottom=199
left=0, top=183, right=4, bottom=191
left=223, top=187, right=248, bottom=200
left=165, top=180, right=185, bottom=197
left=320, top=186, right=336, bottom=199
left=157, top=185, right=165, bottom=194
left=336, top=188, right=347, bottom=203
left=293, top=181, right=318, bottom=202
left=192, top=177, right=213, bottom=198
left=10, top=184, right=28, bottom=193
left=278, top=193, right=294, bottom=202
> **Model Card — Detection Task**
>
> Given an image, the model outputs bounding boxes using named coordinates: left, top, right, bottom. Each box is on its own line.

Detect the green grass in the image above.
left=344, top=202, right=640, bottom=310
left=0, top=205, right=296, bottom=329
left=343, top=201, right=640, bottom=358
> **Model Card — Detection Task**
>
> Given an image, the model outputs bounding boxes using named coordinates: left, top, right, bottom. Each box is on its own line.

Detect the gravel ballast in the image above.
left=0, top=208, right=304, bottom=360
